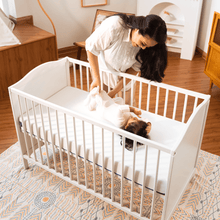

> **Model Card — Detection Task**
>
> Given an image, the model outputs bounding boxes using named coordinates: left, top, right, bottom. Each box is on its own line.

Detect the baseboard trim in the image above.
left=10, top=15, right=33, bottom=25
left=58, top=45, right=84, bottom=58
left=196, top=46, right=207, bottom=60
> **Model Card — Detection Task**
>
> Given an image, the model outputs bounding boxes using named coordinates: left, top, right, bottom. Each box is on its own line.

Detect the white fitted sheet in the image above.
left=19, top=86, right=186, bottom=194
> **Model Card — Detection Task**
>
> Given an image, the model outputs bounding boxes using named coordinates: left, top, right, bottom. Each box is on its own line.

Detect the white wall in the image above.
left=197, top=0, right=220, bottom=53
left=14, top=0, right=30, bottom=18
left=13, top=0, right=137, bottom=49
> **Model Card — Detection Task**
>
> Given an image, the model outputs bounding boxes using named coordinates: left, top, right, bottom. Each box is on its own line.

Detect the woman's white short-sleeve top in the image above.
left=85, top=16, right=140, bottom=73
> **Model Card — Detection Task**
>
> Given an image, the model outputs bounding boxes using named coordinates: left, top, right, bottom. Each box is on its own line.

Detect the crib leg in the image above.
left=22, top=157, right=29, bottom=169
left=18, top=135, right=31, bottom=170
left=19, top=141, right=29, bottom=169
left=19, top=143, right=29, bottom=169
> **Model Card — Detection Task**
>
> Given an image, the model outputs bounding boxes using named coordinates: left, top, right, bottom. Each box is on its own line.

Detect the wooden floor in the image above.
left=0, top=50, right=220, bottom=155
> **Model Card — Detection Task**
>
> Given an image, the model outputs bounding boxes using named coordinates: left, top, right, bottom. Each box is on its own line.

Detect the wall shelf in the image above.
left=167, top=41, right=182, bottom=48
left=137, top=0, right=203, bottom=60
left=166, top=20, right=184, bottom=26
left=167, top=30, right=184, bottom=38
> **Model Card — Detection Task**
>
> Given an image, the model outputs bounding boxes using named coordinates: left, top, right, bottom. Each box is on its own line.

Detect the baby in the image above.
left=84, top=87, right=151, bottom=151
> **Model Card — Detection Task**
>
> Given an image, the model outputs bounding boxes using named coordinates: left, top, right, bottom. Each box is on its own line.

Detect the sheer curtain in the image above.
left=0, top=0, right=10, bottom=17
left=0, top=0, right=20, bottom=47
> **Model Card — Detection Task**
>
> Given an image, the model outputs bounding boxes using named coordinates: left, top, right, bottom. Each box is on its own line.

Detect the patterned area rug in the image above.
left=0, top=142, right=220, bottom=220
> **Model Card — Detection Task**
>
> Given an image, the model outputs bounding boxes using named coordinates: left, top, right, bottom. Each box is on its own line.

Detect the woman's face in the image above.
left=131, top=29, right=158, bottom=49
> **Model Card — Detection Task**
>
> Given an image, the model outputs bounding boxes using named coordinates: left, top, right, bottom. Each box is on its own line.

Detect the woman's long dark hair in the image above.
left=115, top=14, right=167, bottom=82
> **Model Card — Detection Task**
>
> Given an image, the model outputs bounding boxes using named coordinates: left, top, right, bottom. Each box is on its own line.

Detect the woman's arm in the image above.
left=108, top=68, right=140, bottom=98
left=87, top=51, right=101, bottom=91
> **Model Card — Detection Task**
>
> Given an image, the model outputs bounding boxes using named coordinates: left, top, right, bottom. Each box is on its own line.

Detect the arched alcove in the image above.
left=150, top=2, right=184, bottom=23
left=149, top=2, right=185, bottom=54
left=137, top=0, right=203, bottom=60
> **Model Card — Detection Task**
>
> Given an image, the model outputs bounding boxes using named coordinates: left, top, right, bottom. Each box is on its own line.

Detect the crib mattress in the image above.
left=19, top=86, right=186, bottom=194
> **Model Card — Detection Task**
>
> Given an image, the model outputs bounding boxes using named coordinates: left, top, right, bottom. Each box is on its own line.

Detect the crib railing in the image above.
left=9, top=57, right=210, bottom=220
left=10, top=90, right=170, bottom=219
left=68, top=57, right=209, bottom=124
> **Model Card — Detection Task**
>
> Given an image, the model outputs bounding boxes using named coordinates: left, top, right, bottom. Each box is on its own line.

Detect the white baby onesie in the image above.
left=84, top=87, right=134, bottom=128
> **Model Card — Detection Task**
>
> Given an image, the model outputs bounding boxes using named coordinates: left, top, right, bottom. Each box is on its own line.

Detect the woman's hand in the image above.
left=90, top=78, right=101, bottom=91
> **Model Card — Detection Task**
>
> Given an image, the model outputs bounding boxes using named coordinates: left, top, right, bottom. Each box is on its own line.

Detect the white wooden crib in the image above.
left=9, top=57, right=210, bottom=220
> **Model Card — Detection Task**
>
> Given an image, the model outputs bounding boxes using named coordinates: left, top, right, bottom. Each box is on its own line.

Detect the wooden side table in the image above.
left=0, top=23, right=58, bottom=99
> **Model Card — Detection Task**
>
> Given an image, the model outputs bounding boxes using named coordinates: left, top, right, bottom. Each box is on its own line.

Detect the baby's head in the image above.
left=121, top=117, right=151, bottom=151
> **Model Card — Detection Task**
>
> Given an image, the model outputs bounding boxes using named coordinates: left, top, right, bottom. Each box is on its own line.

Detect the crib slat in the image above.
left=73, top=117, right=80, bottom=184
left=138, top=82, right=142, bottom=109
left=91, top=124, right=96, bottom=192
left=73, top=63, right=77, bottom=88
left=150, top=149, right=161, bottom=220
left=182, top=95, right=188, bottom=123
left=55, top=110, right=65, bottom=175
left=24, top=98, right=36, bottom=161
left=47, top=107, right=58, bottom=172
left=31, top=101, right=43, bottom=164
left=147, top=84, right=151, bottom=111
left=155, top=86, right=160, bottom=114
left=130, top=141, right=137, bottom=212
left=64, top=114, right=72, bottom=180
left=80, top=65, right=83, bottom=90
left=120, top=136, right=125, bottom=207
left=140, top=145, right=148, bottom=217
left=18, top=96, right=30, bottom=158
left=123, top=77, right=126, bottom=102
left=108, top=72, right=110, bottom=93
left=131, top=79, right=134, bottom=106
left=31, top=101, right=44, bottom=164
left=111, top=132, right=114, bottom=202
left=163, top=89, right=169, bottom=117
left=193, top=97, right=198, bottom=112
left=100, top=71, right=103, bottom=91
left=82, top=121, right=88, bottom=188
left=39, top=104, right=51, bottom=168
left=172, top=92, right=179, bottom=120
left=102, top=128, right=105, bottom=196
left=86, top=67, right=90, bottom=92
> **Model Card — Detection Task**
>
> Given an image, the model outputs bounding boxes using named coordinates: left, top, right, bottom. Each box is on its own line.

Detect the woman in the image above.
left=86, top=13, right=167, bottom=98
